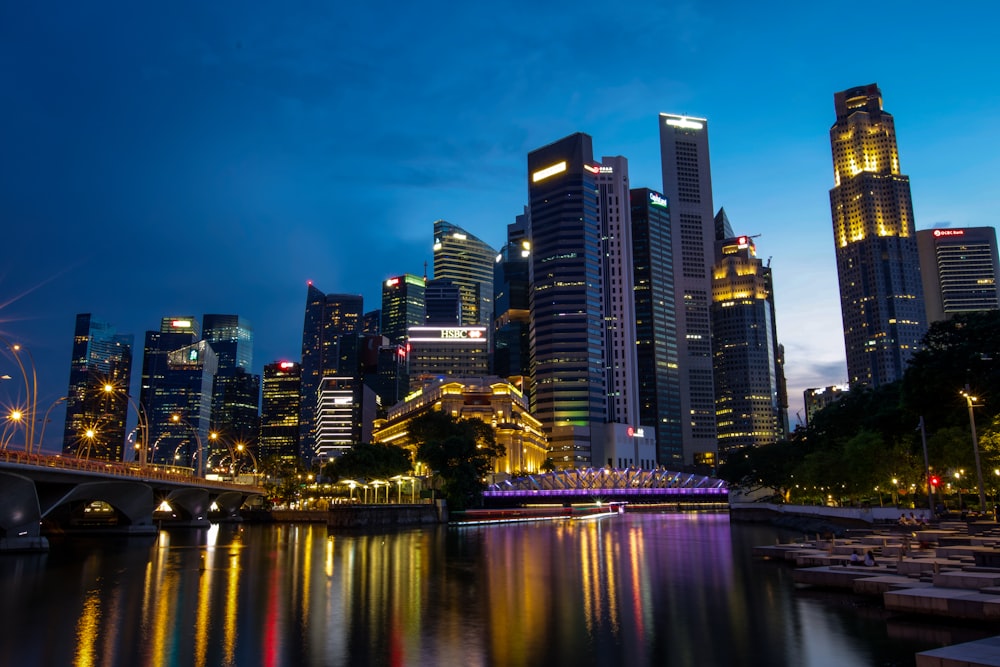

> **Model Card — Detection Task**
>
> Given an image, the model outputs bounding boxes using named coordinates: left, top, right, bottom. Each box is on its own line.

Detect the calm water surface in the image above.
left=0, top=513, right=992, bottom=666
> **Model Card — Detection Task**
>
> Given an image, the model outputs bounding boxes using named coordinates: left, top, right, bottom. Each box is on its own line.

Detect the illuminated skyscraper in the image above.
left=299, top=285, right=363, bottom=460
left=202, top=314, right=253, bottom=371
left=380, top=274, right=425, bottom=345
left=659, top=113, right=718, bottom=468
left=630, top=188, right=682, bottom=465
left=492, top=213, right=531, bottom=390
left=203, top=314, right=259, bottom=452
left=711, top=234, right=784, bottom=458
left=62, top=314, right=134, bottom=460
left=432, top=220, right=496, bottom=326
left=917, top=227, right=999, bottom=323
left=259, top=361, right=301, bottom=461
left=829, top=84, right=926, bottom=387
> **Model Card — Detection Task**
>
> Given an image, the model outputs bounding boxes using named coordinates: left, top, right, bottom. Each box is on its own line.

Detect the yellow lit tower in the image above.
left=829, top=84, right=926, bottom=388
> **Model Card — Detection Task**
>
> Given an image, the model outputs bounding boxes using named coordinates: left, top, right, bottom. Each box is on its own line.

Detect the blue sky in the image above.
left=2, top=1, right=999, bottom=446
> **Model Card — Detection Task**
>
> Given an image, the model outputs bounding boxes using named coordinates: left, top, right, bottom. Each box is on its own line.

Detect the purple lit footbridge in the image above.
left=0, top=450, right=264, bottom=552
left=484, top=468, right=729, bottom=508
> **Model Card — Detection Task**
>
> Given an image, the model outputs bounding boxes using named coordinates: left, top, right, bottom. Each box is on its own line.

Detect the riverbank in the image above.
left=242, top=503, right=445, bottom=528
left=731, top=502, right=933, bottom=537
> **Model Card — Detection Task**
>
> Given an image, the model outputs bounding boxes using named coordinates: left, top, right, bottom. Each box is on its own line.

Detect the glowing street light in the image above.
left=961, top=389, right=987, bottom=512
left=1, top=409, right=24, bottom=450
left=104, top=382, right=149, bottom=466
left=0, top=337, right=38, bottom=453
left=171, top=414, right=205, bottom=477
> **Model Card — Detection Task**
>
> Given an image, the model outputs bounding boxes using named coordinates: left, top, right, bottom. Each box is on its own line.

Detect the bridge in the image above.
left=484, top=468, right=729, bottom=507
left=0, top=449, right=263, bottom=552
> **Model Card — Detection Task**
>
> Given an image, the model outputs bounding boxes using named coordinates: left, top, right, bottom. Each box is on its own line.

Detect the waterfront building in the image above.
left=371, top=376, right=549, bottom=475
left=526, top=133, right=607, bottom=468
left=259, top=361, right=301, bottom=461
left=803, top=384, right=850, bottom=425
left=406, top=325, right=489, bottom=390
left=299, top=285, right=363, bottom=461
left=62, top=314, right=134, bottom=460
left=432, top=220, right=496, bottom=326
left=659, top=112, right=718, bottom=468
left=630, top=188, right=682, bottom=465
left=203, top=314, right=259, bottom=454
left=492, top=213, right=531, bottom=393
left=381, top=274, right=425, bottom=346
left=829, top=83, right=926, bottom=388
left=917, top=227, right=1000, bottom=323
left=711, top=234, right=785, bottom=458
left=315, top=375, right=359, bottom=460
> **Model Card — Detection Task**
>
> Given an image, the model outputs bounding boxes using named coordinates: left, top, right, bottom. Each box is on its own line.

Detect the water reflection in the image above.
left=0, top=514, right=991, bottom=666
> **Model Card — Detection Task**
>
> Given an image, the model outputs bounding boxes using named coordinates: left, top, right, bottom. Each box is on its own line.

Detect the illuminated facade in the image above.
left=829, top=84, right=926, bottom=387
left=259, top=361, right=301, bottom=461
left=62, top=314, right=134, bottom=460
left=630, top=189, right=682, bottom=464
left=299, top=285, right=363, bottom=460
left=804, top=384, right=850, bottom=425
left=492, top=212, right=531, bottom=390
left=659, top=113, right=718, bottom=468
left=381, top=274, right=425, bottom=345
left=917, top=227, right=999, bottom=323
left=202, top=314, right=253, bottom=371
left=203, top=314, right=259, bottom=451
left=527, top=133, right=606, bottom=468
left=372, top=376, right=548, bottom=475
left=711, top=235, right=784, bottom=458
left=316, top=376, right=359, bottom=460
left=406, top=326, right=489, bottom=390
left=432, top=220, right=496, bottom=326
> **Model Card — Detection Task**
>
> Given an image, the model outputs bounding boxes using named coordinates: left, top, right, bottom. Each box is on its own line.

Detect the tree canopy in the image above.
left=323, top=442, right=412, bottom=483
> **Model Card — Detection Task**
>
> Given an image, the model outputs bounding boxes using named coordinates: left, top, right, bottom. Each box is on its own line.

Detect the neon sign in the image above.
left=649, top=192, right=667, bottom=208
left=532, top=161, right=567, bottom=183
left=933, top=229, right=965, bottom=237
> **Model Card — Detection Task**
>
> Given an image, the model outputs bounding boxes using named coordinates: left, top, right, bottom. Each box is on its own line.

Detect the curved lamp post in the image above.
left=1, top=409, right=24, bottom=450
left=103, top=383, right=149, bottom=467
left=0, top=337, right=38, bottom=453
left=961, top=389, right=987, bottom=512
left=171, top=414, right=205, bottom=477
left=235, top=442, right=260, bottom=485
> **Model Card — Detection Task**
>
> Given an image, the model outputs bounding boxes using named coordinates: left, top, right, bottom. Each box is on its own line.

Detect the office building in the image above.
left=62, top=314, right=134, bottom=461
left=630, top=188, right=682, bottom=465
left=424, top=278, right=463, bottom=326
left=804, top=384, right=850, bottom=425
left=299, top=285, right=363, bottom=461
left=711, top=234, right=785, bottom=458
left=492, top=213, right=531, bottom=391
left=527, top=133, right=606, bottom=468
left=406, top=325, right=489, bottom=389
left=381, top=274, right=425, bottom=346
left=659, top=113, right=718, bottom=468
left=202, top=314, right=253, bottom=371
left=917, top=227, right=1000, bottom=323
left=432, top=220, right=496, bottom=326
left=259, top=361, right=301, bottom=461
left=203, top=314, right=259, bottom=452
left=829, top=83, right=926, bottom=387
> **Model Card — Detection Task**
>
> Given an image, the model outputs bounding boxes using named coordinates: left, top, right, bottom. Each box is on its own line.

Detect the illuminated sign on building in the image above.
left=171, top=320, right=192, bottom=329
left=665, top=116, right=705, bottom=130
left=279, top=361, right=295, bottom=370
left=933, top=229, right=966, bottom=237
left=626, top=426, right=646, bottom=438
left=532, top=161, right=567, bottom=183
left=408, top=327, right=488, bottom=342
left=649, top=192, right=667, bottom=208
left=385, top=277, right=400, bottom=287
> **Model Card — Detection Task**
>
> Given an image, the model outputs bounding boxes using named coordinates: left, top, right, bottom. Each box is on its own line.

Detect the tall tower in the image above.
left=630, top=188, right=682, bottom=465
left=380, top=274, right=425, bottom=346
left=829, top=84, right=926, bottom=387
left=299, top=285, right=363, bottom=461
left=492, top=212, right=532, bottom=392
left=62, top=314, right=134, bottom=460
left=659, top=113, right=718, bottom=468
left=259, top=361, right=301, bottom=461
left=202, top=314, right=253, bottom=371
left=527, top=132, right=606, bottom=468
left=711, top=234, right=784, bottom=459
left=432, top=220, right=497, bottom=326
left=917, top=227, right=1000, bottom=323
left=203, top=314, right=259, bottom=452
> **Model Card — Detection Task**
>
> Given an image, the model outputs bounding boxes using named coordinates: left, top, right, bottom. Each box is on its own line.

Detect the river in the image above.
left=0, top=512, right=992, bottom=666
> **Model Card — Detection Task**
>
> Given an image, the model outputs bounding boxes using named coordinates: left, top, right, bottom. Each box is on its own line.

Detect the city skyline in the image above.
left=3, top=3, right=999, bottom=447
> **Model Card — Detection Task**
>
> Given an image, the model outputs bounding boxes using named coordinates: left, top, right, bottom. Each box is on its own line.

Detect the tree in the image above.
left=323, top=442, right=412, bottom=483
left=410, top=411, right=505, bottom=511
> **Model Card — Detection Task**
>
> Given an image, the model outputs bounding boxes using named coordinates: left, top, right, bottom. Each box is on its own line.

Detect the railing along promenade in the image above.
left=0, top=448, right=262, bottom=491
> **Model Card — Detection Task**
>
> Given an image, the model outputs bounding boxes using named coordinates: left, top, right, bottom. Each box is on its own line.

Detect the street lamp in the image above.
left=961, top=389, right=987, bottom=512
left=0, top=337, right=38, bottom=453
left=171, top=414, right=205, bottom=477
left=1, top=409, right=24, bottom=450
left=236, top=442, right=260, bottom=484
left=104, top=383, right=148, bottom=466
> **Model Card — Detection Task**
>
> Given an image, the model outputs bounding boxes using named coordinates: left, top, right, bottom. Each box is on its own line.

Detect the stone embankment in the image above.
left=754, top=521, right=1000, bottom=666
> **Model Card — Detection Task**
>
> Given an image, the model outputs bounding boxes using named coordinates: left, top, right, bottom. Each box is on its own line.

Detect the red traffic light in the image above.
left=929, top=475, right=941, bottom=488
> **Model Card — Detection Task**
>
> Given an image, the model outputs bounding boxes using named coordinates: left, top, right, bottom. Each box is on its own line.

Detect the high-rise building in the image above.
left=630, top=188, right=682, bottom=465
left=829, top=83, right=926, bottom=387
left=299, top=285, right=363, bottom=461
left=406, top=325, right=489, bottom=389
left=203, top=314, right=259, bottom=454
left=140, top=321, right=217, bottom=471
left=432, top=220, right=496, bottom=326
left=659, top=113, right=718, bottom=468
left=62, top=314, right=134, bottom=461
left=202, top=314, right=253, bottom=371
left=381, top=274, right=425, bottom=345
left=711, top=234, right=785, bottom=459
left=804, top=384, right=850, bottom=425
left=527, top=133, right=606, bottom=468
left=596, top=156, right=640, bottom=427
left=259, top=361, right=301, bottom=461
left=917, top=227, right=1000, bottom=323
left=424, top=278, right=463, bottom=326
left=492, top=213, right=532, bottom=391
left=362, top=309, right=382, bottom=335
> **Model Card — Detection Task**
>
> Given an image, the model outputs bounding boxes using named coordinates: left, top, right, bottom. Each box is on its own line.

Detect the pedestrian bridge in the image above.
left=0, top=450, right=263, bottom=552
left=484, top=467, right=728, bottom=506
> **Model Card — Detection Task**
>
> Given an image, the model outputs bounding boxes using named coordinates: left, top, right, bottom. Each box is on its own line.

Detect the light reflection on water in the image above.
left=0, top=514, right=991, bottom=666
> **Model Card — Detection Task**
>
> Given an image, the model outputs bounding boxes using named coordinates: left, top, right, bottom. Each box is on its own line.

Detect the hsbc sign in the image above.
left=408, top=326, right=488, bottom=342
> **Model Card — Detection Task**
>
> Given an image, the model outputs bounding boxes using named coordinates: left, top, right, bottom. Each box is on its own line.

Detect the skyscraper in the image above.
left=917, top=227, right=1000, bottom=323
left=202, top=314, right=253, bottom=371
left=527, top=133, right=606, bottom=468
left=299, top=285, right=363, bottom=460
left=259, top=361, right=301, bottom=461
left=492, top=213, right=531, bottom=390
left=380, top=274, right=425, bottom=346
left=630, top=188, right=682, bottom=465
left=659, top=113, right=718, bottom=468
left=62, top=314, right=134, bottom=461
left=424, top=278, right=463, bottom=326
left=829, top=84, right=926, bottom=387
left=203, top=314, right=259, bottom=452
left=711, top=234, right=784, bottom=459
left=432, top=220, right=496, bottom=326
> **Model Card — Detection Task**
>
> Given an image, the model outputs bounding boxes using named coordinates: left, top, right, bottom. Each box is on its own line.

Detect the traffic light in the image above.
left=929, top=475, right=941, bottom=488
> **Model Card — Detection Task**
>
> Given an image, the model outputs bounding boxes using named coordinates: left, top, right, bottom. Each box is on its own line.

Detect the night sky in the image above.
left=2, top=2, right=998, bottom=449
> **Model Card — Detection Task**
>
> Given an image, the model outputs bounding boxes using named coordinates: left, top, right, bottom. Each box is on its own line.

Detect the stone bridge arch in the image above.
left=43, top=481, right=155, bottom=534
